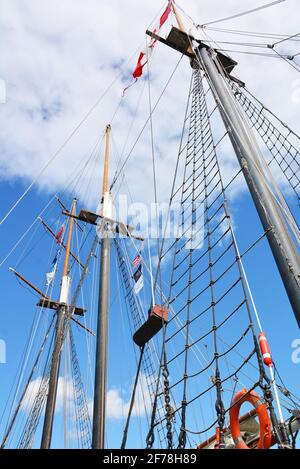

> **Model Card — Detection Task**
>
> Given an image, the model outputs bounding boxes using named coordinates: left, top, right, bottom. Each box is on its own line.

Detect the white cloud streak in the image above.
left=0, top=0, right=299, bottom=212
left=106, top=373, right=152, bottom=420
left=21, top=373, right=151, bottom=422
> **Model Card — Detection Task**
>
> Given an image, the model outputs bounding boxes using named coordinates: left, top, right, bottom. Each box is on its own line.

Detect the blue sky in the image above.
left=0, top=0, right=300, bottom=449
left=0, top=178, right=299, bottom=449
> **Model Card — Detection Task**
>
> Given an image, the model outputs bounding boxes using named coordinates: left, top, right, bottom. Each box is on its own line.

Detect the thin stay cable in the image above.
left=272, top=31, right=300, bottom=47
left=110, top=55, right=184, bottom=191
left=0, top=2, right=166, bottom=228
left=201, top=0, right=287, bottom=27
left=145, top=36, right=163, bottom=304
left=272, top=48, right=300, bottom=72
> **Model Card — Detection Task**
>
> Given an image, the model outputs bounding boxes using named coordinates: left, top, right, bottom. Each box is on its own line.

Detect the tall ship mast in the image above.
left=0, top=0, right=299, bottom=450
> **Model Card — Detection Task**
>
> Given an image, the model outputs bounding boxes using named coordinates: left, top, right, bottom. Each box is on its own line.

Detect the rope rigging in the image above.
left=204, top=26, right=300, bottom=43
left=114, top=238, right=170, bottom=448
left=69, top=326, right=92, bottom=449
left=0, top=0, right=172, bottom=230
left=175, top=2, right=300, bottom=74
left=110, top=54, right=184, bottom=191
left=1, top=0, right=300, bottom=451
left=200, top=0, right=287, bottom=27
left=271, top=31, right=300, bottom=48
left=1, top=206, right=98, bottom=449
left=0, top=316, right=56, bottom=449
left=120, top=345, right=145, bottom=449
left=230, top=81, right=300, bottom=202
left=145, top=68, right=293, bottom=449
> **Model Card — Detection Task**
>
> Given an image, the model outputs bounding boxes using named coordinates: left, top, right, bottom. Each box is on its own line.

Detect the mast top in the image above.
left=102, top=124, right=111, bottom=196
left=146, top=27, right=238, bottom=77
left=62, top=198, right=77, bottom=278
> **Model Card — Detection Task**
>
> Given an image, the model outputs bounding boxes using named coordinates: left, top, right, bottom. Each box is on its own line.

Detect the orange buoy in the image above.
left=229, top=388, right=272, bottom=449
left=258, top=332, right=273, bottom=367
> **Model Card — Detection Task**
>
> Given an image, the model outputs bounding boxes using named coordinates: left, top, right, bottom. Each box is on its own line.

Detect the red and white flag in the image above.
left=132, top=253, right=141, bottom=268
left=123, top=1, right=173, bottom=95
left=55, top=225, right=64, bottom=244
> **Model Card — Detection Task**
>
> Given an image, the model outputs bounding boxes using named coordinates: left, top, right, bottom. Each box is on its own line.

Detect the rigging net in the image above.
left=114, top=238, right=170, bottom=448
left=145, top=68, right=286, bottom=449
left=230, top=82, right=300, bottom=202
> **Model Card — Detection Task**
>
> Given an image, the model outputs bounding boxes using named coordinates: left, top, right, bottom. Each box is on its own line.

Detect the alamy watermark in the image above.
left=0, top=79, right=6, bottom=104
left=0, top=339, right=6, bottom=364
left=291, top=338, right=300, bottom=364
left=96, top=194, right=206, bottom=250
left=291, top=79, right=300, bottom=104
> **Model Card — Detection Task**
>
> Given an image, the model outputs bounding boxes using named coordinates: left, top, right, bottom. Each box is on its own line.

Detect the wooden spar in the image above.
left=102, top=124, right=111, bottom=195
left=39, top=217, right=85, bottom=269
left=171, top=2, right=186, bottom=33
left=62, top=201, right=76, bottom=277
left=41, top=198, right=77, bottom=449
left=71, top=316, right=95, bottom=336
left=171, top=2, right=193, bottom=54
left=63, top=210, right=145, bottom=242
left=9, top=207, right=95, bottom=336
left=10, top=270, right=88, bottom=325
left=9, top=268, right=49, bottom=299
left=146, top=28, right=241, bottom=83
left=55, top=196, right=83, bottom=232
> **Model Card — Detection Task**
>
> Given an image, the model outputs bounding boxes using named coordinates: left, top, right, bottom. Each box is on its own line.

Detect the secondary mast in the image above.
left=68, top=124, right=143, bottom=448
left=41, top=198, right=77, bottom=449
left=92, top=124, right=113, bottom=449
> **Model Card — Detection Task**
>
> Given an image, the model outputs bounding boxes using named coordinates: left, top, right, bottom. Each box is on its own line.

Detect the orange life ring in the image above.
left=229, top=388, right=272, bottom=449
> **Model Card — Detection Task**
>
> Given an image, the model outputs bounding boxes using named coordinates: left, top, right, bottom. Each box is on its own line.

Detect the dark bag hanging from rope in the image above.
left=133, top=305, right=168, bottom=347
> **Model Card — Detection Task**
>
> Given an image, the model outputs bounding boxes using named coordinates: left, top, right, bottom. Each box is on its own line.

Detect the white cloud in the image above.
left=20, top=375, right=75, bottom=414
left=20, top=373, right=152, bottom=422
left=106, top=373, right=152, bottom=420
left=0, top=0, right=299, bottom=214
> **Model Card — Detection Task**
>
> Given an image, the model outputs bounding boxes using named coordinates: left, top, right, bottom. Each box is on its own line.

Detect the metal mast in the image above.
left=92, top=124, right=112, bottom=449
left=196, top=46, right=300, bottom=327
left=41, top=198, right=77, bottom=449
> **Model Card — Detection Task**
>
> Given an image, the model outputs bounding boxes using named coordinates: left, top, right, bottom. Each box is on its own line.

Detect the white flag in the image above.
left=46, top=252, right=59, bottom=287
left=134, top=276, right=144, bottom=295
left=133, top=264, right=144, bottom=295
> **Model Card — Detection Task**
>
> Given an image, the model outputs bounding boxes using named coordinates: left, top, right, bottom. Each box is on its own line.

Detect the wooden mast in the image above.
left=62, top=202, right=76, bottom=278
left=172, top=2, right=186, bottom=32
left=40, top=198, right=77, bottom=449
left=172, top=1, right=194, bottom=54
left=92, top=124, right=112, bottom=449
left=59, top=123, right=142, bottom=447
left=102, top=124, right=111, bottom=195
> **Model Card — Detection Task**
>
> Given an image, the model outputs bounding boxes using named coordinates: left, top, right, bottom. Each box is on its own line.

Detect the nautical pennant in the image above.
left=133, top=264, right=144, bottom=295
left=46, top=251, right=60, bottom=287
left=55, top=224, right=64, bottom=244
left=123, top=0, right=173, bottom=95
left=132, top=252, right=142, bottom=268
